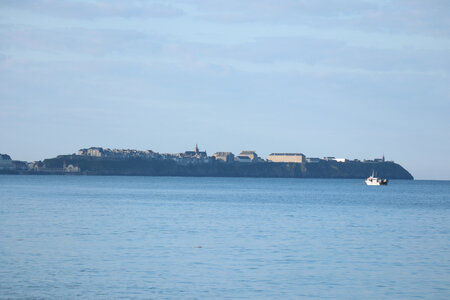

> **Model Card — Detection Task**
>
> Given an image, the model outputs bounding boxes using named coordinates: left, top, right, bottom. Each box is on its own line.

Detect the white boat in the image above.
left=365, top=171, right=388, bottom=185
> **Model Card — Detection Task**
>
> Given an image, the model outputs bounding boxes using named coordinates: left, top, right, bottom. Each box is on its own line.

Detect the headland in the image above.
left=0, top=146, right=414, bottom=179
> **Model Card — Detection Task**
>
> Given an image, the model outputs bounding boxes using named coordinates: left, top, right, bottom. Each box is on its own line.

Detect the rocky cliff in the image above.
left=40, top=155, right=414, bottom=179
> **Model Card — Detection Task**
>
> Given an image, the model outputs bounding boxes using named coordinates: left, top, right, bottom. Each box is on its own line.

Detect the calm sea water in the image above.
left=0, top=175, right=449, bottom=299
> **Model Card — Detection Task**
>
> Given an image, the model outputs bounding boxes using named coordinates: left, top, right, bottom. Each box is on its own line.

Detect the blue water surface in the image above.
left=0, top=175, right=449, bottom=299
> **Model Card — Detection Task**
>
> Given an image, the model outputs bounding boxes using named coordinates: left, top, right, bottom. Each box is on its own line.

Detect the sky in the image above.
left=0, top=0, right=449, bottom=180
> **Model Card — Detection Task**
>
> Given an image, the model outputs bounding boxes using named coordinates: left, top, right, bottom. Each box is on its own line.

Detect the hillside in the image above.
left=40, top=155, right=414, bottom=179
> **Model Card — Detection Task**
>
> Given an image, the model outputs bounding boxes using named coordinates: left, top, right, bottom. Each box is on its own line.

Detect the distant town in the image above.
left=1, top=145, right=389, bottom=173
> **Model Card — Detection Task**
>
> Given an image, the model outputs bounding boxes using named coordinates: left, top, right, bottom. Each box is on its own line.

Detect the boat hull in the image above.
left=365, top=179, right=388, bottom=186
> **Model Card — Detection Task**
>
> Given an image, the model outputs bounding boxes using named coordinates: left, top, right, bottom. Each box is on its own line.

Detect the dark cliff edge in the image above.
left=26, top=155, right=414, bottom=179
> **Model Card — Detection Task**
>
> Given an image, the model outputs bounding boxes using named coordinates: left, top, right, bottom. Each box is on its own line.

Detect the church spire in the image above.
left=195, top=144, right=199, bottom=154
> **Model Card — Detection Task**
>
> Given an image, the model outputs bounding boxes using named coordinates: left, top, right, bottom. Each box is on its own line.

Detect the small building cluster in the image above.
left=175, top=144, right=210, bottom=163
left=213, top=152, right=234, bottom=163
left=75, top=146, right=388, bottom=165
left=77, top=147, right=158, bottom=159
left=78, top=145, right=211, bottom=164
left=0, top=147, right=389, bottom=174
left=0, top=154, right=37, bottom=171
left=235, top=151, right=262, bottom=163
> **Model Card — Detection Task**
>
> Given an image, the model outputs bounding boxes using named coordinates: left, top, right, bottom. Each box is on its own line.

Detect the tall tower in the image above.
left=382, top=154, right=385, bottom=162
left=195, top=144, right=199, bottom=154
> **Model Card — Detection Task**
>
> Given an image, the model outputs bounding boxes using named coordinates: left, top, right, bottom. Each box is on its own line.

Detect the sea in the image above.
left=0, top=175, right=449, bottom=299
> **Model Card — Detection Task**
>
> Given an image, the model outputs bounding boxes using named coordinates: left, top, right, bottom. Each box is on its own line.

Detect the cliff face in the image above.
left=41, top=156, right=414, bottom=179
left=301, top=161, right=413, bottom=179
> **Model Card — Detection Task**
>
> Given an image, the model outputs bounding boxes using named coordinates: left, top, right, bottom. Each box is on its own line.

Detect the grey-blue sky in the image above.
left=0, top=0, right=449, bottom=179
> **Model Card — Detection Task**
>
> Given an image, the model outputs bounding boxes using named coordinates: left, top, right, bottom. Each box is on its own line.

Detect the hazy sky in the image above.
left=1, top=0, right=449, bottom=179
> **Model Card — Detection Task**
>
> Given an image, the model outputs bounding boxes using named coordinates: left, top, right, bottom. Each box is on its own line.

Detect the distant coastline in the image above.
left=0, top=146, right=414, bottom=179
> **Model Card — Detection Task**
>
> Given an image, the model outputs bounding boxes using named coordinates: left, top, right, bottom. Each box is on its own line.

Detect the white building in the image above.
left=306, top=157, right=321, bottom=163
left=64, top=164, right=80, bottom=173
left=333, top=158, right=348, bottom=163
